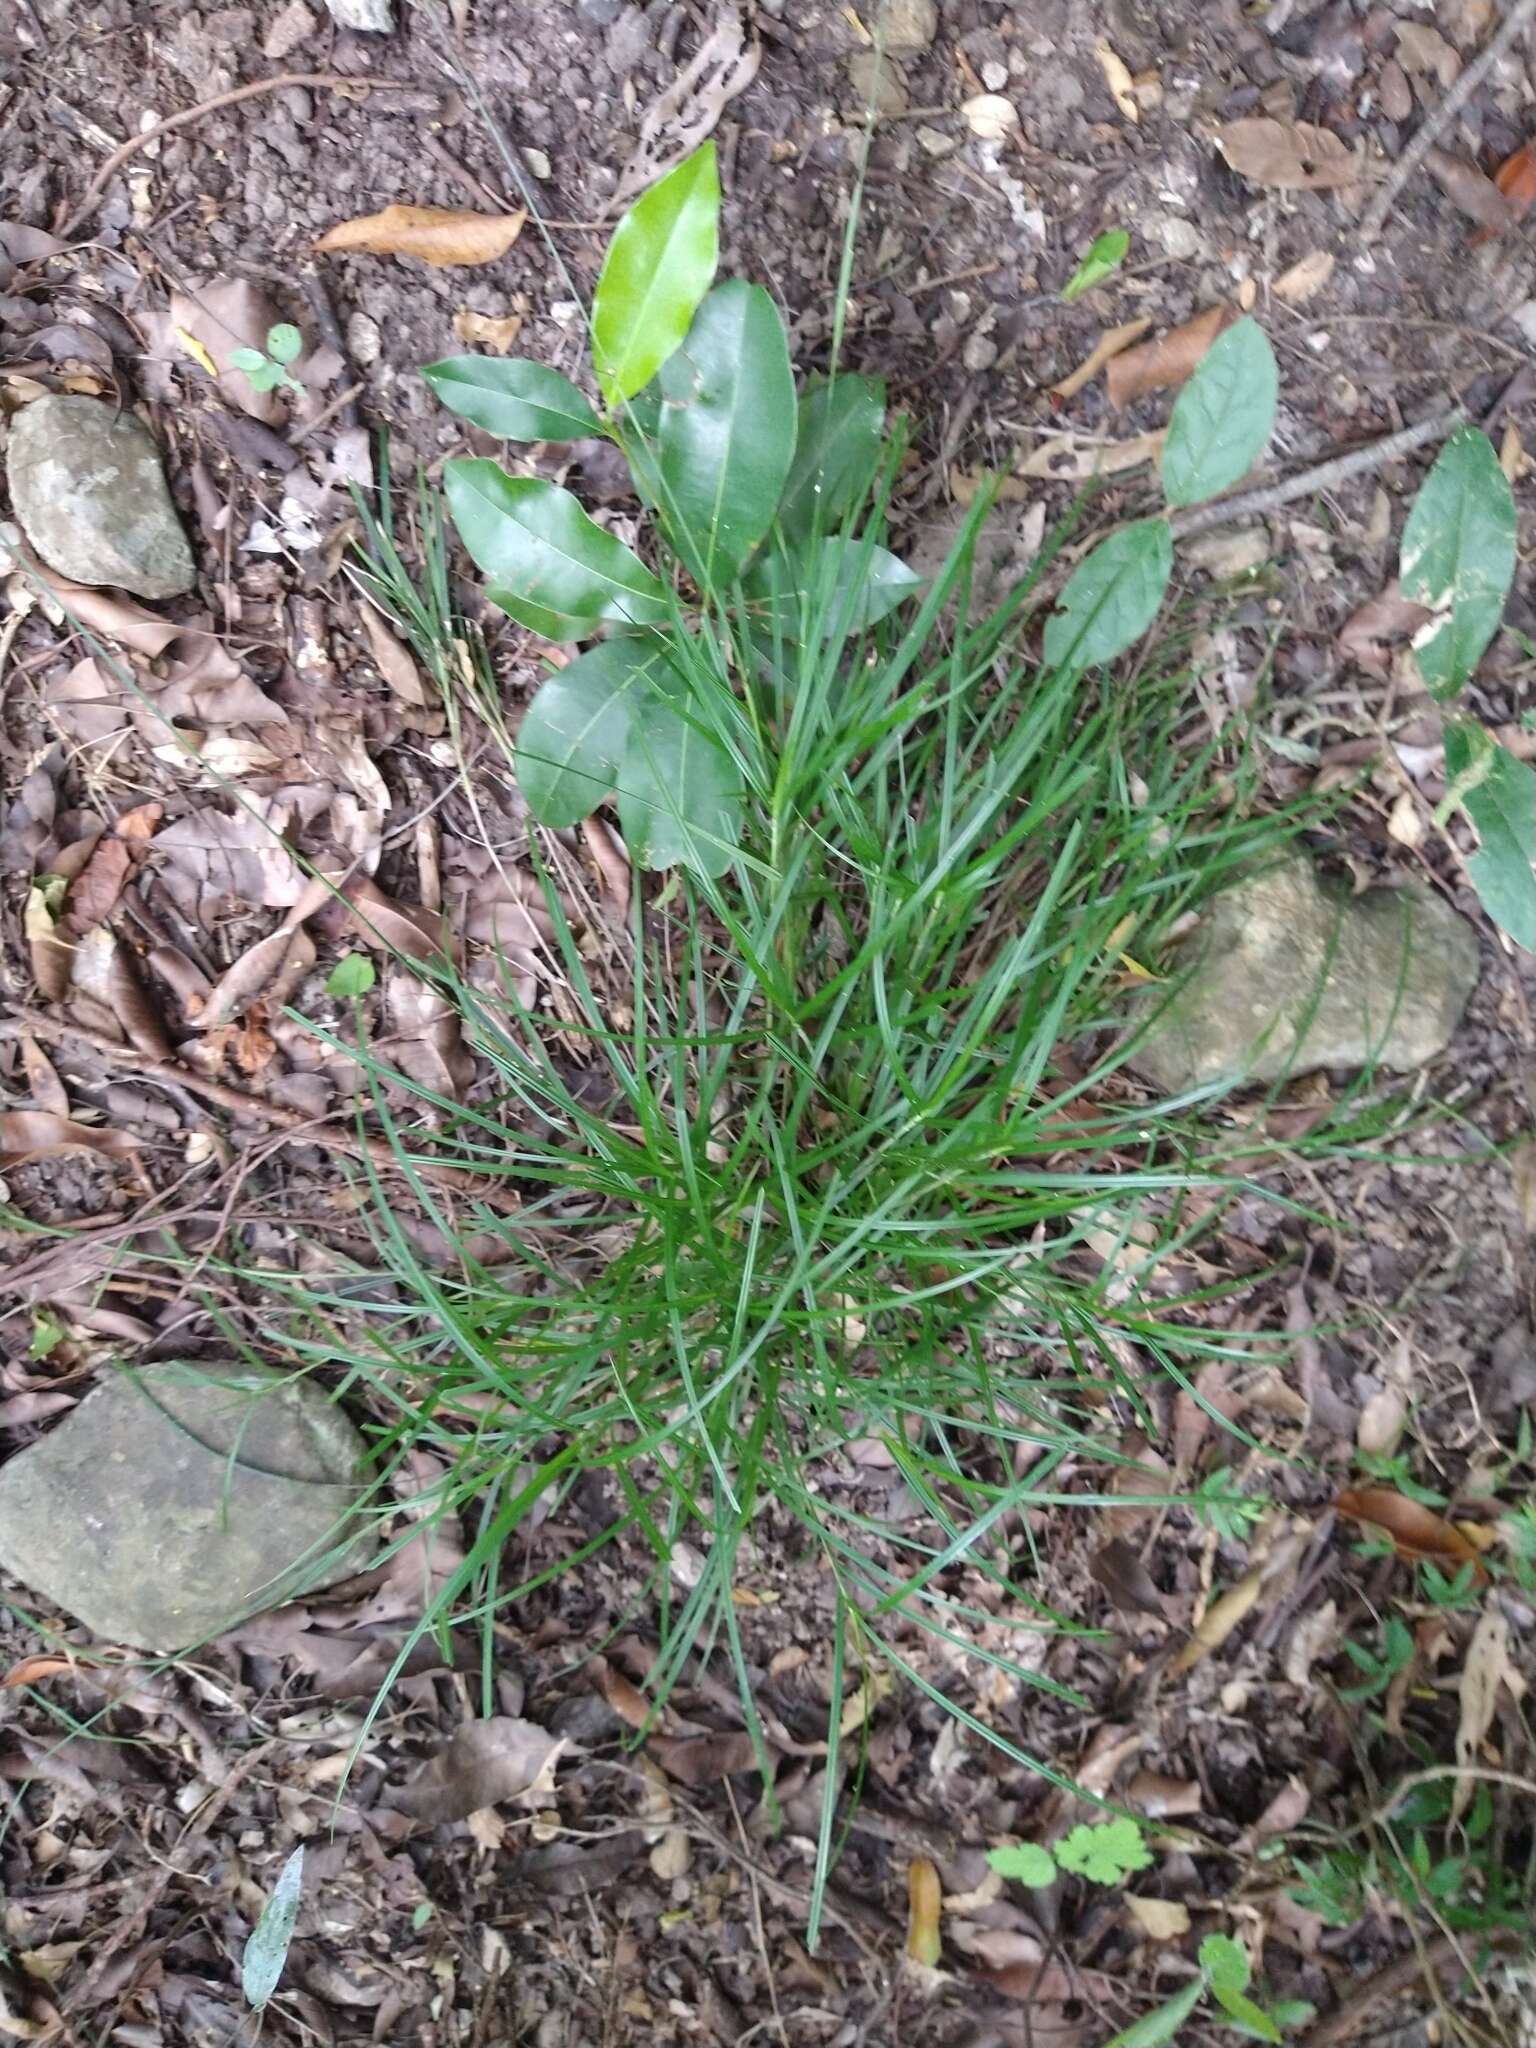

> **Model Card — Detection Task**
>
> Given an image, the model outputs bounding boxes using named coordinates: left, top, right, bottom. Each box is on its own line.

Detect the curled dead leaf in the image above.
left=1126, top=1769, right=1201, bottom=1817
left=1018, top=429, right=1166, bottom=481
left=1338, top=582, right=1434, bottom=676
left=1106, top=305, right=1232, bottom=409
left=646, top=1730, right=762, bottom=1785
left=612, top=7, right=761, bottom=208
left=359, top=605, right=429, bottom=709
left=315, top=204, right=527, bottom=268
left=907, top=1856, right=943, bottom=1968
left=390, top=1716, right=566, bottom=1822
left=1215, top=118, right=1362, bottom=191
left=1126, top=1896, right=1190, bottom=1939
left=0, top=1113, right=141, bottom=1171
left=1094, top=39, right=1139, bottom=123
left=1090, top=1537, right=1167, bottom=1618
left=1454, top=1608, right=1514, bottom=1815
left=1475, top=140, right=1536, bottom=246
left=1051, top=316, right=1152, bottom=404
left=453, top=306, right=524, bottom=354
left=1, top=1655, right=75, bottom=1689
left=1335, top=1487, right=1488, bottom=1582
left=1423, top=147, right=1518, bottom=234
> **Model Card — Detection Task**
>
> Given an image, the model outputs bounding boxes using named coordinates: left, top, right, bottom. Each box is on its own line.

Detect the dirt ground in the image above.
left=1, top=1, right=1535, bottom=2044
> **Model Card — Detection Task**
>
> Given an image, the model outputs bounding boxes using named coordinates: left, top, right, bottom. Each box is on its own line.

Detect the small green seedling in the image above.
left=1190, top=1466, right=1266, bottom=1545
left=1338, top=1613, right=1414, bottom=1702
left=988, top=1815, right=1151, bottom=1889
left=326, top=953, right=377, bottom=999
left=1099, top=1932, right=1314, bottom=2048
left=242, top=1845, right=304, bottom=2014
left=1063, top=228, right=1130, bottom=302
left=229, top=322, right=305, bottom=397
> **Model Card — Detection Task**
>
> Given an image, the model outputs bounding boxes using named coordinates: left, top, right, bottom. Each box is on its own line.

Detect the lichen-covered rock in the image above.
left=6, top=395, right=195, bottom=599
left=1128, top=857, right=1479, bottom=1092
left=0, top=1362, right=371, bottom=1651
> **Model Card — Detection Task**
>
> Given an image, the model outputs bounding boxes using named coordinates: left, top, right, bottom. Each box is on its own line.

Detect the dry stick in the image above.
left=1357, top=0, right=1536, bottom=240
left=0, top=1007, right=513, bottom=1210
left=1167, top=403, right=1468, bottom=541
left=56, top=74, right=408, bottom=237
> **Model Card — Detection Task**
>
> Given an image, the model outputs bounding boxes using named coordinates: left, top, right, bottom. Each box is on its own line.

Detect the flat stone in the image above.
left=6, top=396, right=195, bottom=599
left=876, top=0, right=938, bottom=51
left=847, top=49, right=909, bottom=115
left=0, top=1362, right=371, bottom=1651
left=1128, top=857, right=1480, bottom=1092
left=323, top=0, right=392, bottom=26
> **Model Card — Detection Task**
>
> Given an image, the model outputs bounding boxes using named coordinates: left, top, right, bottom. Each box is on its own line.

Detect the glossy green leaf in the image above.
left=1198, top=1935, right=1250, bottom=1997
left=986, top=1842, right=1058, bottom=1887
left=593, top=143, right=720, bottom=407
left=1443, top=721, right=1536, bottom=949
left=643, top=280, right=797, bottom=586
left=1399, top=426, right=1517, bottom=699
left=748, top=536, right=923, bottom=636
left=1098, top=1980, right=1204, bottom=2048
left=514, top=638, right=664, bottom=828
left=1043, top=518, right=1173, bottom=670
left=776, top=373, right=887, bottom=544
left=1063, top=228, right=1130, bottom=302
left=242, top=1846, right=304, bottom=2012
left=423, top=358, right=602, bottom=441
left=618, top=678, right=742, bottom=877
left=444, top=460, right=668, bottom=641
left=1161, top=317, right=1278, bottom=508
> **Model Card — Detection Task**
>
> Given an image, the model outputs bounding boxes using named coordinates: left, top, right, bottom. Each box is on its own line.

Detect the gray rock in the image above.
left=847, top=49, right=910, bottom=115
left=1128, top=857, right=1479, bottom=1093
left=323, top=0, right=392, bottom=26
left=6, top=396, right=195, bottom=599
left=0, top=1362, right=371, bottom=1651
left=876, top=0, right=938, bottom=51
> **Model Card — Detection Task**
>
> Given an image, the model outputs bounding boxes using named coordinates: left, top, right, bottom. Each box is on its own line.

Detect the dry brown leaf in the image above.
left=359, top=605, right=429, bottom=708
left=1423, top=147, right=1518, bottom=234
left=0, top=1112, right=140, bottom=1171
left=1395, top=22, right=1461, bottom=84
left=1090, top=1537, right=1167, bottom=1618
left=453, top=306, right=524, bottom=354
left=383, top=969, right=476, bottom=1101
left=1018, top=429, right=1166, bottom=480
left=590, top=1655, right=653, bottom=1733
left=1107, top=305, right=1231, bottom=408
left=1126, top=1897, right=1191, bottom=1939
left=199, top=918, right=319, bottom=1034
left=1335, top=1487, right=1488, bottom=1581
left=1338, top=581, right=1435, bottom=676
left=1273, top=251, right=1335, bottom=306
left=24, top=887, right=71, bottom=1004
left=1216, top=118, right=1361, bottom=191
left=1240, top=1775, right=1310, bottom=1849
left=315, top=204, right=528, bottom=268
left=581, top=814, right=631, bottom=921
left=646, top=1730, right=762, bottom=1784
left=1173, top=1361, right=1239, bottom=1479
left=391, top=1716, right=566, bottom=1822
left=1283, top=1597, right=1338, bottom=1688
left=345, top=877, right=445, bottom=964
left=1171, top=1564, right=1266, bottom=1674
left=1454, top=1609, right=1512, bottom=1816
left=1094, top=39, right=1139, bottom=122
left=1051, top=316, right=1152, bottom=404
left=1103, top=1434, right=1173, bottom=1540
left=1126, top=1769, right=1201, bottom=1816
left=906, top=1857, right=943, bottom=1968
left=19, top=1037, right=69, bottom=1119
left=1, top=1655, right=75, bottom=1690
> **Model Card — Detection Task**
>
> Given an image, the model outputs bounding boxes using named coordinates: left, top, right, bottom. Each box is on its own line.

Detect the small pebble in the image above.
left=916, top=124, right=958, bottom=157
left=982, top=59, right=1008, bottom=90
left=847, top=48, right=909, bottom=116
left=876, top=0, right=938, bottom=51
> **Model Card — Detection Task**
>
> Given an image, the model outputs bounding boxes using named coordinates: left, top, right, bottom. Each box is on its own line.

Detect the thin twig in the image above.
left=298, top=266, right=363, bottom=435
left=56, top=74, right=411, bottom=237
left=1298, top=1927, right=1524, bottom=2048
left=1357, top=0, right=1536, bottom=240
left=1167, top=404, right=1468, bottom=540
